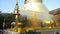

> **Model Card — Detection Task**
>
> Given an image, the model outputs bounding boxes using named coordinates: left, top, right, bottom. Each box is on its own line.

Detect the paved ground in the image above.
left=3, top=29, right=60, bottom=34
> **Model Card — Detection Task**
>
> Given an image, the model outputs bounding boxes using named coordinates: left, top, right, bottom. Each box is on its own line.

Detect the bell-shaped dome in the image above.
left=22, top=0, right=53, bottom=27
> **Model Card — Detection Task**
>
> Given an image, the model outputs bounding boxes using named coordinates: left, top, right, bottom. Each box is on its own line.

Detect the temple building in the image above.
left=49, top=8, right=60, bottom=27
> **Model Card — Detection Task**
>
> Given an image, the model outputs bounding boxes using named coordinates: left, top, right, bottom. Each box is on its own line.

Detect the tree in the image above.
left=3, top=14, right=14, bottom=29
left=0, top=14, right=4, bottom=29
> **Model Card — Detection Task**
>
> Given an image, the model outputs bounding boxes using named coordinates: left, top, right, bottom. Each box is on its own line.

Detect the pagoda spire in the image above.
left=14, top=0, right=19, bottom=14
left=16, top=0, right=18, bottom=5
left=11, top=0, right=22, bottom=33
left=14, top=0, right=20, bottom=22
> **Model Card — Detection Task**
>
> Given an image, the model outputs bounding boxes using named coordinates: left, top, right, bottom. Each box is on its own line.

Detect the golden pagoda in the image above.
left=11, top=0, right=22, bottom=33
left=22, top=0, right=54, bottom=28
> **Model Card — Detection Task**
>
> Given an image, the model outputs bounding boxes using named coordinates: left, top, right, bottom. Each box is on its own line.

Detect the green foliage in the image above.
left=56, top=32, right=59, bottom=34
left=3, top=14, right=14, bottom=29
left=23, top=30, right=41, bottom=34
left=0, top=13, right=27, bottom=29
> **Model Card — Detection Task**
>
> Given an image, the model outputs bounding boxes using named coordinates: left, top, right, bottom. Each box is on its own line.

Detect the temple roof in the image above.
left=49, top=8, right=60, bottom=15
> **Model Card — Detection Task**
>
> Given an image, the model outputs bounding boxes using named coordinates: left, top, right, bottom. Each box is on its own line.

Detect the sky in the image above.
left=0, top=0, right=60, bottom=13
